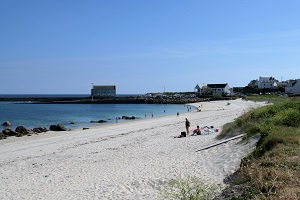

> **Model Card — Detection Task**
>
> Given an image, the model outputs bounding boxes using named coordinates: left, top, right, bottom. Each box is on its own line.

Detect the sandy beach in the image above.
left=0, top=99, right=266, bottom=200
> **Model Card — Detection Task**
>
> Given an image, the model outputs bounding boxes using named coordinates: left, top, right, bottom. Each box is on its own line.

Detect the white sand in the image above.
left=0, top=99, right=266, bottom=200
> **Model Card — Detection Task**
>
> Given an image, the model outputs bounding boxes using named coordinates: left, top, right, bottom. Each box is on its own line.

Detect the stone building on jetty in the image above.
left=91, top=85, right=116, bottom=98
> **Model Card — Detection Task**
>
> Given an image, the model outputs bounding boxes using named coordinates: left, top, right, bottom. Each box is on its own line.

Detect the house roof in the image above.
left=207, top=84, right=228, bottom=89
left=248, top=80, right=258, bottom=86
left=194, top=84, right=206, bottom=89
left=259, top=76, right=276, bottom=82
left=289, top=80, right=297, bottom=87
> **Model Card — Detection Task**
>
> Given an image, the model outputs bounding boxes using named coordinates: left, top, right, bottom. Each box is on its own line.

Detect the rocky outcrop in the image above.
left=15, top=126, right=36, bottom=137
left=1, top=126, right=37, bottom=137
left=0, top=131, right=7, bottom=139
left=90, top=120, right=108, bottom=123
left=122, top=116, right=138, bottom=120
left=32, top=127, right=48, bottom=133
left=49, top=124, right=67, bottom=131
left=2, top=121, right=12, bottom=126
left=2, top=128, right=17, bottom=136
left=15, top=126, right=29, bottom=135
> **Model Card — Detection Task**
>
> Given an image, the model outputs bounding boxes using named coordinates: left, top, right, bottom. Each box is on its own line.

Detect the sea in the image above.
left=0, top=94, right=192, bottom=131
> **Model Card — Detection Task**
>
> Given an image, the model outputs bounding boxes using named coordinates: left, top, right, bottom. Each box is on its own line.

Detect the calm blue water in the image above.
left=0, top=102, right=191, bottom=131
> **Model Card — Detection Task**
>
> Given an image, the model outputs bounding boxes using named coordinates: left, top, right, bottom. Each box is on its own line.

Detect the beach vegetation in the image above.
left=217, top=96, right=300, bottom=199
left=159, top=174, right=219, bottom=200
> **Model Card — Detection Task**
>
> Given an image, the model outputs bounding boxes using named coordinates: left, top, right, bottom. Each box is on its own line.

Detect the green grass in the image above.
left=218, top=96, right=300, bottom=199
left=159, top=174, right=219, bottom=200
left=242, top=94, right=292, bottom=104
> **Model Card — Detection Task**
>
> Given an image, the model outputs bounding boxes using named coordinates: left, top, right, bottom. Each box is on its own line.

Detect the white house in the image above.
left=194, top=84, right=207, bottom=95
left=258, top=76, right=278, bottom=89
left=195, top=83, right=232, bottom=95
left=207, top=83, right=231, bottom=95
left=285, top=79, right=300, bottom=94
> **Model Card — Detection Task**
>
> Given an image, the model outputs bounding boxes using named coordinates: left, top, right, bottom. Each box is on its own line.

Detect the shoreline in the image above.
left=0, top=99, right=267, bottom=199
left=0, top=103, right=192, bottom=132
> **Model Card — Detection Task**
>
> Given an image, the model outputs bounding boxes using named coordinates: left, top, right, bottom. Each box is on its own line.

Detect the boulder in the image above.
left=15, top=126, right=29, bottom=135
left=32, top=127, right=48, bottom=133
left=2, top=121, right=12, bottom=126
left=122, top=116, right=137, bottom=120
left=0, top=132, right=7, bottom=139
left=90, top=120, right=108, bottom=123
left=26, top=130, right=36, bottom=136
left=16, top=133, right=22, bottom=137
left=49, top=124, right=67, bottom=131
left=2, top=128, right=17, bottom=136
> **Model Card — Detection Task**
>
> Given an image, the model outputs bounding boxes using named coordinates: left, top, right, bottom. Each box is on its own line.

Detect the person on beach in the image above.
left=185, top=118, right=190, bottom=134
left=191, top=125, right=201, bottom=136
left=174, top=131, right=186, bottom=138
left=177, top=112, right=179, bottom=117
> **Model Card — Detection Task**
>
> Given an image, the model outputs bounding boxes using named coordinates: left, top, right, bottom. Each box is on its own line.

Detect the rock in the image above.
left=2, top=121, right=12, bottom=126
left=16, top=133, right=22, bottom=137
left=122, top=116, right=137, bottom=120
left=90, top=120, right=108, bottom=123
left=0, top=132, right=7, bottom=139
left=27, top=130, right=36, bottom=136
left=32, top=127, right=47, bottom=133
left=83, top=127, right=89, bottom=130
left=2, top=128, right=17, bottom=136
left=49, top=124, right=67, bottom=131
left=15, top=126, right=29, bottom=135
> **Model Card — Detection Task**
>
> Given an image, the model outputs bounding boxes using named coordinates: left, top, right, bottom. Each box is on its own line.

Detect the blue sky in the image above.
left=1, top=0, right=300, bottom=94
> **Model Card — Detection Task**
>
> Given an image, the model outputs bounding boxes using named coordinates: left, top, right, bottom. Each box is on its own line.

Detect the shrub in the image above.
left=272, top=108, right=300, bottom=127
left=245, top=124, right=260, bottom=136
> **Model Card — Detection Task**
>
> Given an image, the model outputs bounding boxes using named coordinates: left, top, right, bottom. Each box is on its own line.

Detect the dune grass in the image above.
left=159, top=174, right=220, bottom=200
left=218, top=96, right=300, bottom=199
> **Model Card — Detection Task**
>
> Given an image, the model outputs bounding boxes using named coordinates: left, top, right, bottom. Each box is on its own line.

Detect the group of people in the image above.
left=175, top=118, right=201, bottom=138
left=185, top=118, right=201, bottom=136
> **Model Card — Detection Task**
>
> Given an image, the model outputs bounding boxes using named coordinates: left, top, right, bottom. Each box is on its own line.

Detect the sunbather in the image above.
left=191, top=126, right=201, bottom=136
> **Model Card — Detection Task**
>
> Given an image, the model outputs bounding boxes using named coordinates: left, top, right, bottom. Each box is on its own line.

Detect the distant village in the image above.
left=91, top=76, right=300, bottom=99
left=194, top=76, right=300, bottom=97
